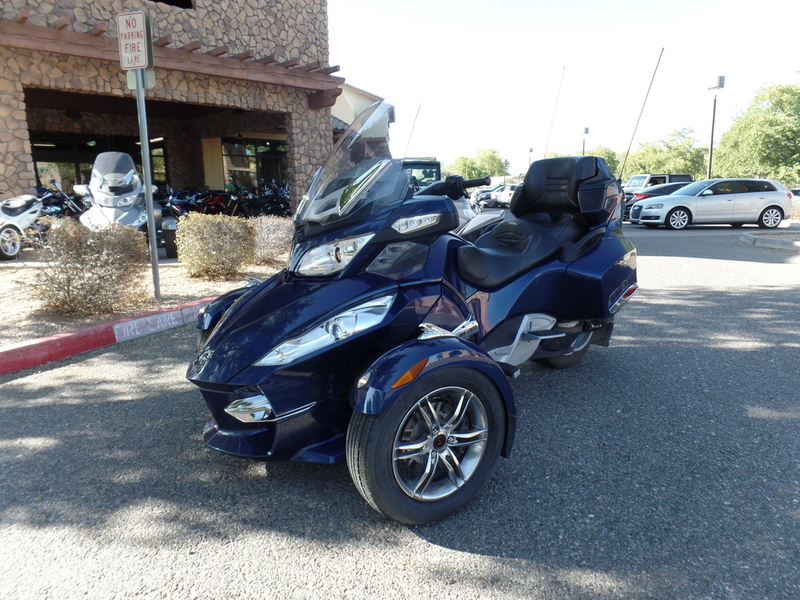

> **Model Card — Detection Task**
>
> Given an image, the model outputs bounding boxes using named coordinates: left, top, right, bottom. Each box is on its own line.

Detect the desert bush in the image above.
left=176, top=212, right=255, bottom=279
left=32, top=219, right=149, bottom=316
left=251, top=215, right=294, bottom=266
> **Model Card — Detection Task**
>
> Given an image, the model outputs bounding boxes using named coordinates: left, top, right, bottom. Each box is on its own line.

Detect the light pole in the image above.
left=707, top=76, right=725, bottom=179
left=581, top=127, right=589, bottom=156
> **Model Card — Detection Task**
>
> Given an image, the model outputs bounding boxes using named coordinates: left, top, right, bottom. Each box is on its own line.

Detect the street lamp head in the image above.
left=708, top=75, right=726, bottom=90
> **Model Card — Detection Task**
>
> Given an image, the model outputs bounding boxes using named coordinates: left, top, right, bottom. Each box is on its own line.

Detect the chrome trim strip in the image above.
left=452, top=315, right=479, bottom=339
left=418, top=323, right=455, bottom=340
left=272, top=402, right=317, bottom=423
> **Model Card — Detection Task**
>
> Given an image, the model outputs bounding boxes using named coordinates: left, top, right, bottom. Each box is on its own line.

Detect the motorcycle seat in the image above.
left=457, top=212, right=582, bottom=288
left=1, top=195, right=38, bottom=217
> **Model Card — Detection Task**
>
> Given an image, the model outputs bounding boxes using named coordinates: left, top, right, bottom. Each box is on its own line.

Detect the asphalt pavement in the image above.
left=1, top=225, right=799, bottom=599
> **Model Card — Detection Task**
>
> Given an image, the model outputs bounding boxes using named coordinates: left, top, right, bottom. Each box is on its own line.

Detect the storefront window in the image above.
left=30, top=132, right=166, bottom=191
left=222, top=138, right=287, bottom=192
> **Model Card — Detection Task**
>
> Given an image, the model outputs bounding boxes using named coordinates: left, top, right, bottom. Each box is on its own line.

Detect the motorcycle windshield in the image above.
left=296, top=100, right=416, bottom=228
left=89, top=152, right=142, bottom=207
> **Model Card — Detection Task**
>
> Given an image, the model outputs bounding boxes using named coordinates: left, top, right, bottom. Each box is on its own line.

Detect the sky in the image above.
left=328, top=0, right=800, bottom=177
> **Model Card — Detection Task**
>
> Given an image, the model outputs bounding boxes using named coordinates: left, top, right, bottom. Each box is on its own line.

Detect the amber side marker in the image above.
left=391, top=358, right=428, bottom=389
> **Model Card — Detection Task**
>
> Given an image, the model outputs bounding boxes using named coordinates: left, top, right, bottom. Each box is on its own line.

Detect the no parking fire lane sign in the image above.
left=116, top=11, right=153, bottom=70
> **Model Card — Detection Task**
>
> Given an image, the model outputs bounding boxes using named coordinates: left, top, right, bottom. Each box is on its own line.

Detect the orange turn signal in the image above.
left=390, top=358, right=428, bottom=389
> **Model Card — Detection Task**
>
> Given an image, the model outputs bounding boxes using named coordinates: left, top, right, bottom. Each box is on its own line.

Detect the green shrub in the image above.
left=176, top=212, right=255, bottom=279
left=32, top=219, right=149, bottom=316
left=251, top=215, right=294, bottom=266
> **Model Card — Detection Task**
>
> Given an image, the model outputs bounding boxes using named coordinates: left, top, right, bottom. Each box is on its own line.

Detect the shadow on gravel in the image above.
left=415, top=285, right=800, bottom=597
left=0, top=327, right=384, bottom=544
left=1, top=284, right=799, bottom=598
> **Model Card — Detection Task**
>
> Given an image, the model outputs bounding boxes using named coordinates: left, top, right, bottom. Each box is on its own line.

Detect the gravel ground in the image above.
left=0, top=249, right=281, bottom=347
left=1, top=227, right=798, bottom=599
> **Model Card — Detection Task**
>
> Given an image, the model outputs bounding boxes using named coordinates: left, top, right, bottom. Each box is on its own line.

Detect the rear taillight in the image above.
left=631, top=193, right=649, bottom=201
left=610, top=284, right=639, bottom=314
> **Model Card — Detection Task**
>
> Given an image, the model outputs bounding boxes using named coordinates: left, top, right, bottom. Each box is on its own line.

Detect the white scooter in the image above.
left=0, top=194, right=42, bottom=260
left=74, top=152, right=178, bottom=258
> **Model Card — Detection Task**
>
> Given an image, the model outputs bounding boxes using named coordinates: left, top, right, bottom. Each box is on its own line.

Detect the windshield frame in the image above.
left=295, top=100, right=416, bottom=231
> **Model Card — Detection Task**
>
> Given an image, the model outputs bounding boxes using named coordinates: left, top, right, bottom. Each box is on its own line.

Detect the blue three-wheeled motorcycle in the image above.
left=187, top=101, right=638, bottom=524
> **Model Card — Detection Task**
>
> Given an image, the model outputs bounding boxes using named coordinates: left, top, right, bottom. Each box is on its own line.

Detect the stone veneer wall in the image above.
left=0, top=0, right=333, bottom=200
left=0, top=47, right=331, bottom=199
left=1, top=0, right=330, bottom=66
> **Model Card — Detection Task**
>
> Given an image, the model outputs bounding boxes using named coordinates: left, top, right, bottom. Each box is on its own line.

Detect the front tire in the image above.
left=0, top=225, right=21, bottom=260
left=346, top=367, right=505, bottom=525
left=665, top=208, right=691, bottom=230
left=758, top=207, right=783, bottom=228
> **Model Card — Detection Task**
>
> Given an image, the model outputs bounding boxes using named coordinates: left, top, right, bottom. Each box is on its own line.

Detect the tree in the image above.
left=475, top=149, right=507, bottom=177
left=714, top=84, right=800, bottom=185
left=446, top=156, right=481, bottom=179
left=619, top=129, right=706, bottom=181
left=446, top=149, right=508, bottom=179
left=584, top=146, right=621, bottom=176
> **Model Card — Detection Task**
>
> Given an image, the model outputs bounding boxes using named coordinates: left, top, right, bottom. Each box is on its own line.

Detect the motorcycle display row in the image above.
left=1, top=152, right=292, bottom=261
left=187, top=100, right=639, bottom=525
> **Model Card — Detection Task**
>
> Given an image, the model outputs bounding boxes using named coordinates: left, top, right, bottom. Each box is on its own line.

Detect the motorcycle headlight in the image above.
left=295, top=233, right=374, bottom=276
left=254, top=294, right=394, bottom=366
left=391, top=212, right=441, bottom=234
left=645, top=203, right=664, bottom=210
left=131, top=210, right=148, bottom=228
left=95, top=191, right=116, bottom=208
left=116, top=194, right=137, bottom=207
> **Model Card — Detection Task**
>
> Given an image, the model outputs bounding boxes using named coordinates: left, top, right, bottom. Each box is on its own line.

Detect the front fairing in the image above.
left=188, top=253, right=470, bottom=384
left=186, top=274, right=470, bottom=460
left=80, top=202, right=148, bottom=230
left=188, top=274, right=397, bottom=385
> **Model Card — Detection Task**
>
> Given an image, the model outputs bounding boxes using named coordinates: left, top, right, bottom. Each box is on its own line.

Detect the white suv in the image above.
left=628, top=178, right=793, bottom=230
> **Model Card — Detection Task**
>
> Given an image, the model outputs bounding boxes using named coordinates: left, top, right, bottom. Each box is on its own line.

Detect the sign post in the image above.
left=116, top=11, right=160, bottom=300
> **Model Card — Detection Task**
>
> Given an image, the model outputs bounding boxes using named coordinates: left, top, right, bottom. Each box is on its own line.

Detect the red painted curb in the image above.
left=0, top=296, right=216, bottom=376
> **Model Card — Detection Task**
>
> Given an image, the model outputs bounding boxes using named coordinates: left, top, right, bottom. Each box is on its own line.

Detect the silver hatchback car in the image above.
left=628, top=178, right=794, bottom=230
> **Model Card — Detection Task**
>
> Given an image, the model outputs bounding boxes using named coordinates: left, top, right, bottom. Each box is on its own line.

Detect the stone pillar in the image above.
left=0, top=47, right=36, bottom=196
left=285, top=99, right=332, bottom=206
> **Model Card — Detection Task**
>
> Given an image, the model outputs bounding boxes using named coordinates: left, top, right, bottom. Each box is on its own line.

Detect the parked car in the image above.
left=628, top=178, right=794, bottom=229
left=476, top=184, right=509, bottom=209
left=622, top=173, right=694, bottom=200
left=623, top=181, right=691, bottom=220
left=472, top=184, right=503, bottom=208
left=495, top=183, right=521, bottom=207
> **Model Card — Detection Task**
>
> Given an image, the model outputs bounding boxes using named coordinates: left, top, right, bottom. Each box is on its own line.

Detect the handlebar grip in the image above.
left=463, top=176, right=492, bottom=188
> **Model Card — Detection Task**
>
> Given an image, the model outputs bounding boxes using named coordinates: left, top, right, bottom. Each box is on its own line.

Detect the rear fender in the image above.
left=351, top=336, right=516, bottom=457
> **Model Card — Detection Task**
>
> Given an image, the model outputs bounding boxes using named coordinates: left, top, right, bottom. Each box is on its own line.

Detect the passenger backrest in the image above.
left=511, top=156, right=621, bottom=227
left=512, top=156, right=595, bottom=218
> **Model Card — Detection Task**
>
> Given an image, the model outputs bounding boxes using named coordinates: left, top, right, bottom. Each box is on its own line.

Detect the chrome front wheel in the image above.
left=392, top=385, right=489, bottom=501
left=0, top=226, right=21, bottom=260
left=347, top=367, right=505, bottom=525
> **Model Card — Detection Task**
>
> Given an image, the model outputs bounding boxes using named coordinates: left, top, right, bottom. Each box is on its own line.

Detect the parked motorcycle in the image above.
left=74, top=152, right=178, bottom=258
left=186, top=100, right=638, bottom=525
left=37, top=179, right=87, bottom=220
left=0, top=194, right=42, bottom=260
